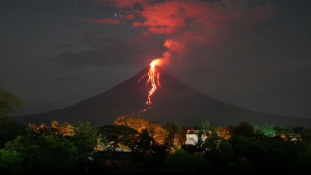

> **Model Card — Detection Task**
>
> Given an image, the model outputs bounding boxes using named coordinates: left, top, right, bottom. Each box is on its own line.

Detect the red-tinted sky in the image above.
left=1, top=0, right=311, bottom=119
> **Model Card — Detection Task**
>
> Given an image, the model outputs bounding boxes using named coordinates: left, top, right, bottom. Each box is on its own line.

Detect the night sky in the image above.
left=1, top=0, right=311, bottom=119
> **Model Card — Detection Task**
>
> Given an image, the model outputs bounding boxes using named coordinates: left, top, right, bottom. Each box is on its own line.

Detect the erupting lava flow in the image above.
left=138, top=59, right=161, bottom=110
left=146, top=59, right=161, bottom=105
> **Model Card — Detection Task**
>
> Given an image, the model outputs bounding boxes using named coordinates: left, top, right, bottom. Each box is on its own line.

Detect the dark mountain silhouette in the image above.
left=15, top=66, right=311, bottom=128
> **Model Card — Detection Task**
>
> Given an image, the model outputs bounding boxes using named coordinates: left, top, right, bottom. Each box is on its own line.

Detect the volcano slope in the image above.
left=15, top=66, right=311, bottom=128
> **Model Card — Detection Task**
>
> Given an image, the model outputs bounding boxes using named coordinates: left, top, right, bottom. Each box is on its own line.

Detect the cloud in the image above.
left=94, top=0, right=276, bottom=63
left=95, top=1, right=275, bottom=36
left=66, top=0, right=277, bottom=70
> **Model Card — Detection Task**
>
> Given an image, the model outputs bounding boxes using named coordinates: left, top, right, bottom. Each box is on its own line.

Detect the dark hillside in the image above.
left=15, top=66, right=311, bottom=128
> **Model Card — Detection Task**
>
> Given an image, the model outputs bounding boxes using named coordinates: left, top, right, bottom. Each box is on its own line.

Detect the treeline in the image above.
left=1, top=115, right=311, bottom=174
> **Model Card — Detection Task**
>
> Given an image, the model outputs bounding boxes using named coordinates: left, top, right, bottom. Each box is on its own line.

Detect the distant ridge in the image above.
left=15, top=66, right=311, bottom=128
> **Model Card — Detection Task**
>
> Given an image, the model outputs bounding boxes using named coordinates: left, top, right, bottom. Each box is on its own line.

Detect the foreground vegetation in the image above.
left=1, top=115, right=311, bottom=174
left=2, top=87, right=311, bottom=174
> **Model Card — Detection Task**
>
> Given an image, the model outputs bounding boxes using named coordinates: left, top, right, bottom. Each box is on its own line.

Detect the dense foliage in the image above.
left=1, top=116, right=311, bottom=174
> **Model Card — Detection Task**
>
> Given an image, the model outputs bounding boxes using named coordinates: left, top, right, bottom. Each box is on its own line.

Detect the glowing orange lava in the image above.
left=146, top=59, right=161, bottom=105
left=135, top=59, right=162, bottom=114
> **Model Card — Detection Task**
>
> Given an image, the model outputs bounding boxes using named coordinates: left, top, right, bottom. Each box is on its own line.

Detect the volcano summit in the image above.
left=15, top=66, right=311, bottom=128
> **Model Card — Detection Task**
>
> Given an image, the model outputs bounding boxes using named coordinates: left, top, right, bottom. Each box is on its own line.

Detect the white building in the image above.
left=185, top=129, right=199, bottom=145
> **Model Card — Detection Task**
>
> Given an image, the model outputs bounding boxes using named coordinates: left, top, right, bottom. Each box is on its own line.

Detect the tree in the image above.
left=295, top=143, right=311, bottom=172
left=4, top=120, right=101, bottom=173
left=253, top=123, right=276, bottom=137
left=114, top=115, right=150, bottom=132
left=224, top=157, right=255, bottom=173
left=199, top=120, right=214, bottom=133
left=97, top=125, right=139, bottom=151
left=292, top=126, right=311, bottom=141
left=4, top=134, right=79, bottom=174
left=28, top=120, right=74, bottom=137
left=0, top=149, right=24, bottom=174
left=203, top=137, right=235, bottom=166
left=0, top=87, right=23, bottom=117
left=164, top=122, right=186, bottom=150
left=230, top=136, right=270, bottom=172
left=147, top=121, right=168, bottom=145
left=230, top=121, right=254, bottom=137
left=214, top=126, right=231, bottom=140
left=70, top=121, right=98, bottom=165
left=251, top=136, right=305, bottom=173
left=161, top=147, right=213, bottom=172
left=136, top=129, right=154, bottom=151
left=0, top=116, right=26, bottom=148
left=274, top=126, right=294, bottom=139
left=114, top=116, right=168, bottom=145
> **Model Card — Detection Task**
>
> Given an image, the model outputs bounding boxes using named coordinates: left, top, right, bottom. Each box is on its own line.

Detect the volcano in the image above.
left=15, top=66, right=311, bottom=128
